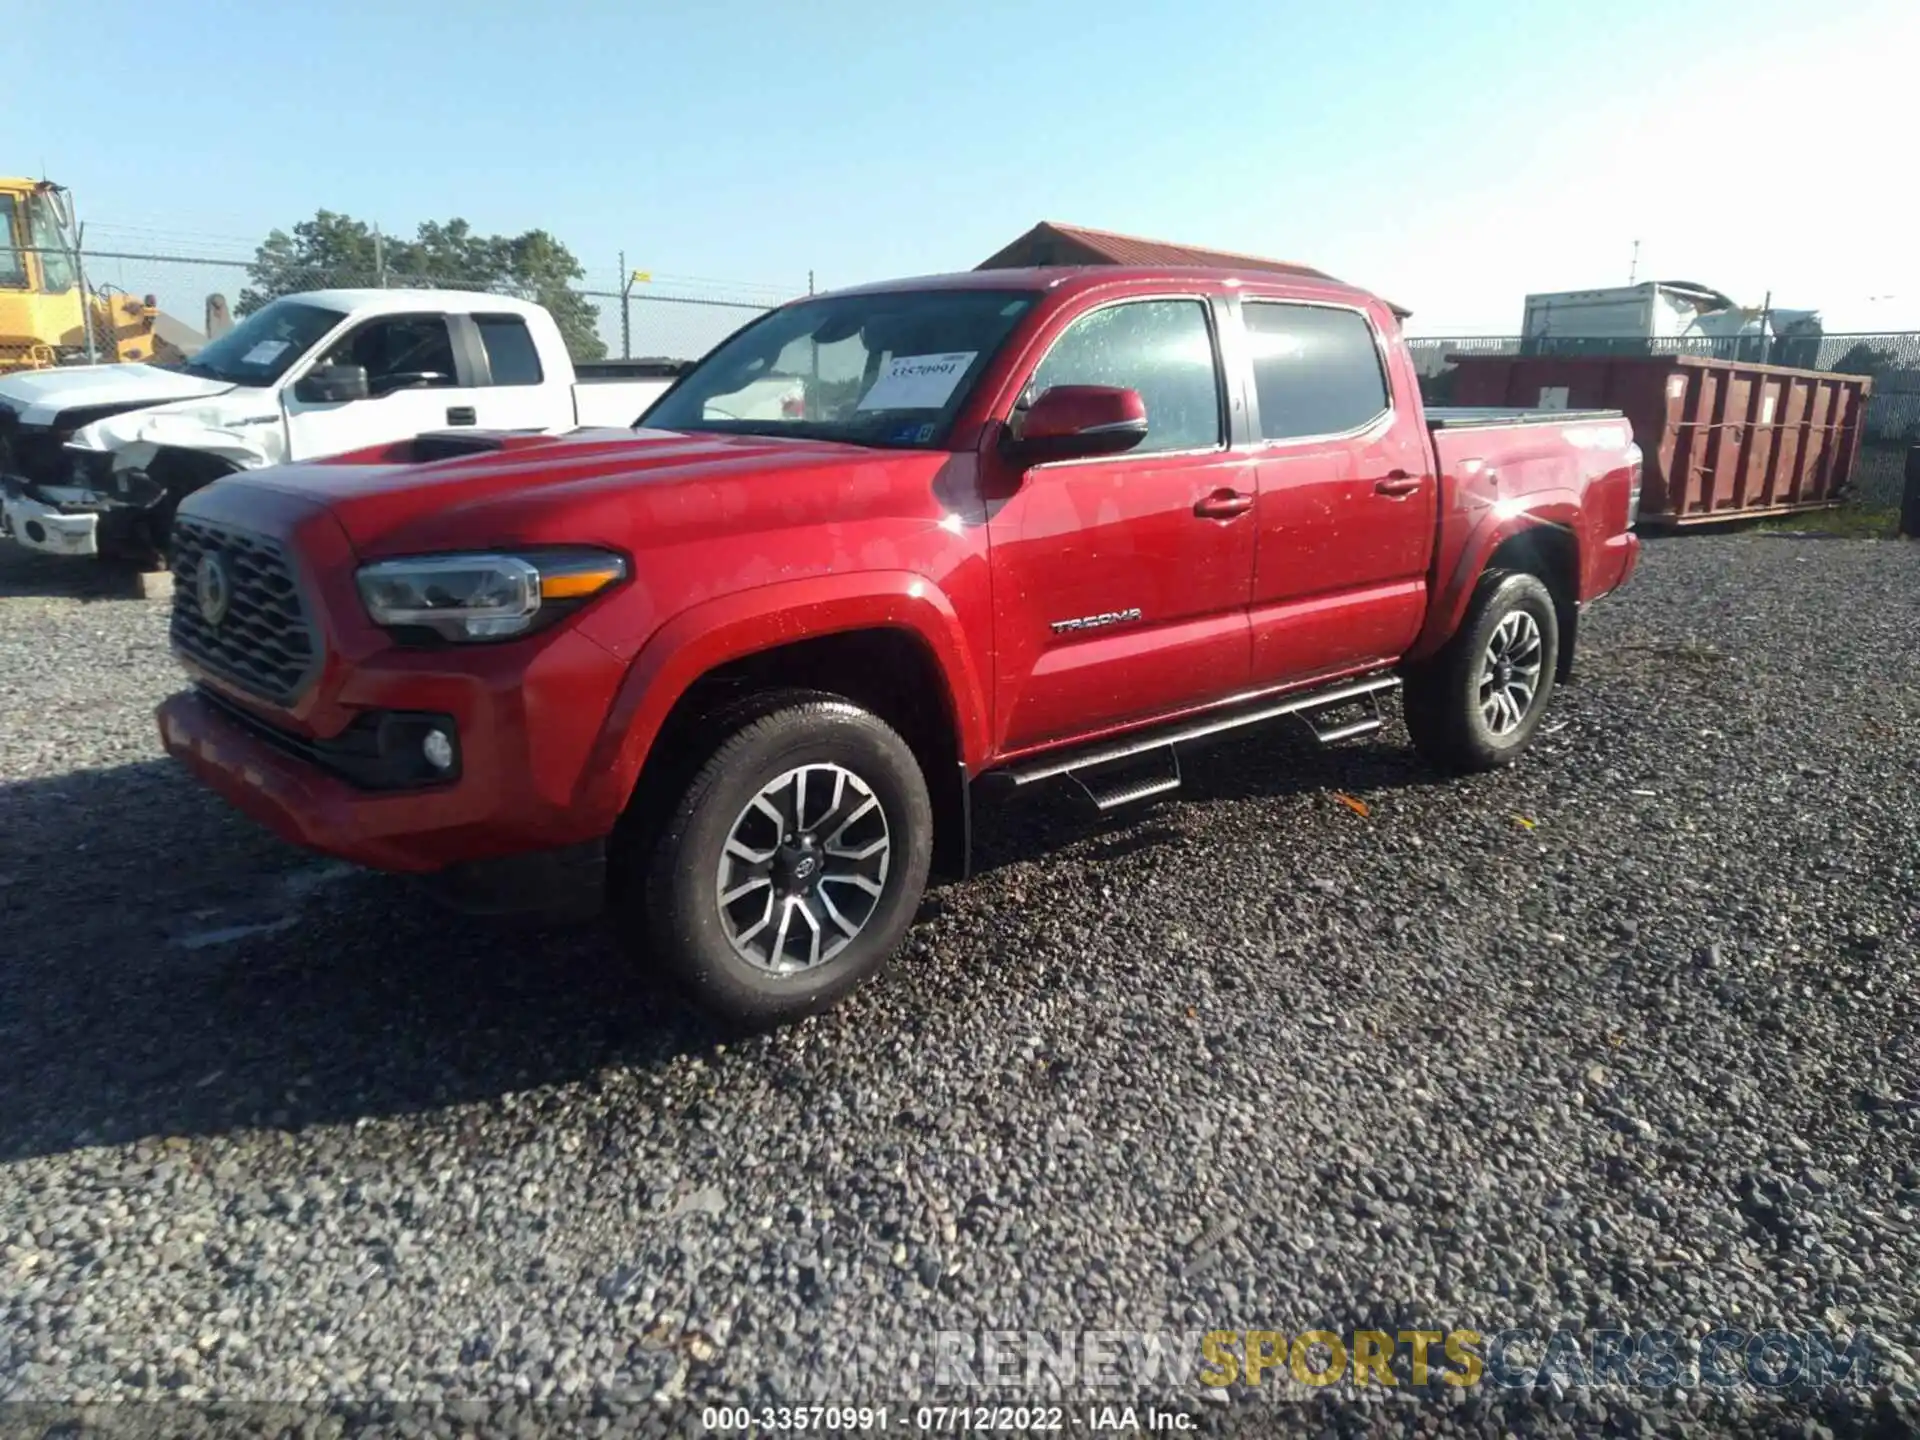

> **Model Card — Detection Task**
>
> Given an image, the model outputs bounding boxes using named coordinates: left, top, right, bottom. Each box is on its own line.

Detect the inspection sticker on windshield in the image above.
left=242, top=340, right=291, bottom=366
left=856, top=352, right=976, bottom=411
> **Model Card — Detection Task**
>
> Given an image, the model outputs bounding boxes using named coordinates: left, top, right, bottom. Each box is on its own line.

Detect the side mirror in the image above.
left=294, top=363, right=370, bottom=404
left=1006, top=384, right=1148, bottom=464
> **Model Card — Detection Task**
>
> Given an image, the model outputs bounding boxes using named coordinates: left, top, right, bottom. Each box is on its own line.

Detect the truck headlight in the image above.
left=356, top=549, right=627, bottom=642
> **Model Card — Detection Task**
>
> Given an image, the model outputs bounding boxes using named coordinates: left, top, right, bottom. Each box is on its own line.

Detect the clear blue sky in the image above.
left=10, top=0, right=1914, bottom=332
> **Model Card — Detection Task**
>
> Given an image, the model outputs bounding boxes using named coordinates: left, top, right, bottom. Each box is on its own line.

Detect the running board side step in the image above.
left=1069, top=748, right=1183, bottom=811
left=996, top=673, right=1401, bottom=795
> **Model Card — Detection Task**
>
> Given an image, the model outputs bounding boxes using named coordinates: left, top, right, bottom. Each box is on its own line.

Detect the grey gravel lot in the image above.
left=1, top=534, right=1917, bottom=1438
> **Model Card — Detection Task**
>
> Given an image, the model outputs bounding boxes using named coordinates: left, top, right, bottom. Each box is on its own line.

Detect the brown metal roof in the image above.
left=976, top=222, right=1410, bottom=318
left=984, top=221, right=1334, bottom=280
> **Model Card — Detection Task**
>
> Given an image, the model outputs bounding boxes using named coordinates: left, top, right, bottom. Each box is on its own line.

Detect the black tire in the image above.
left=1403, top=569, right=1560, bottom=773
left=624, top=695, right=932, bottom=1028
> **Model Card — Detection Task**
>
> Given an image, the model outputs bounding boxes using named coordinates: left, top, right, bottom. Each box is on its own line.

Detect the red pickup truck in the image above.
left=156, top=264, right=1642, bottom=1025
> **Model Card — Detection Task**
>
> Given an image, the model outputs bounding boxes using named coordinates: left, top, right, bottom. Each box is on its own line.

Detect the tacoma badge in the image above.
left=1050, top=607, right=1143, bottom=634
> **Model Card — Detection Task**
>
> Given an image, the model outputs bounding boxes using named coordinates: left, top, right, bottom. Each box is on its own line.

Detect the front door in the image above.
left=284, top=313, right=484, bottom=460
left=983, top=296, right=1255, bottom=753
left=1240, top=299, right=1436, bottom=685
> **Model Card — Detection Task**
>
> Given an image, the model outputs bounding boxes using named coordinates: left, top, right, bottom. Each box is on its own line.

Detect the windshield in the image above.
left=182, top=299, right=345, bottom=386
left=641, top=289, right=1035, bottom=447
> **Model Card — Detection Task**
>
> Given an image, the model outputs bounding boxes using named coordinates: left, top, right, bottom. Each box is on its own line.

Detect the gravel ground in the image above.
left=1, top=533, right=1916, bottom=1438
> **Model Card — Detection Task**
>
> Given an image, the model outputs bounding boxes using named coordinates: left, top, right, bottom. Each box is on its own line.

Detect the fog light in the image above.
left=422, top=729, right=455, bottom=771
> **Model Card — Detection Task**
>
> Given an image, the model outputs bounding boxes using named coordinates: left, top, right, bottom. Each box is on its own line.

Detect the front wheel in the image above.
left=624, top=696, right=933, bottom=1028
left=1403, top=569, right=1560, bottom=773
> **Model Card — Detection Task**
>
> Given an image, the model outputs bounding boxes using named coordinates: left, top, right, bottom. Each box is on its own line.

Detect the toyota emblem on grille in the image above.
left=196, top=552, right=232, bottom=626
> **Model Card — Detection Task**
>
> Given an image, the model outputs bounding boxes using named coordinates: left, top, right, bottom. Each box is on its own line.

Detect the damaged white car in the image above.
left=0, top=289, right=685, bottom=568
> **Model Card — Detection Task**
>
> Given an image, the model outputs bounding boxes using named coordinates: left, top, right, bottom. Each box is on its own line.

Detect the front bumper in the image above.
left=156, top=678, right=622, bottom=877
left=1, top=491, right=99, bottom=556
left=158, top=687, right=613, bottom=919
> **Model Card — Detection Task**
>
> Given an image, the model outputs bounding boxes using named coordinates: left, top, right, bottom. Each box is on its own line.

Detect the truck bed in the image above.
left=574, top=358, right=690, bottom=383
left=1426, top=406, right=1624, bottom=430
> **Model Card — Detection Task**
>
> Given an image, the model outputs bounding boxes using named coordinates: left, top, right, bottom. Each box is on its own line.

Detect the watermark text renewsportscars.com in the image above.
left=932, top=1326, right=1878, bottom=1394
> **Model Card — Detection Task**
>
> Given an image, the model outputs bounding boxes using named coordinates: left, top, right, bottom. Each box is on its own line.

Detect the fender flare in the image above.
left=575, top=570, right=991, bottom=829
left=1410, top=494, right=1583, bottom=661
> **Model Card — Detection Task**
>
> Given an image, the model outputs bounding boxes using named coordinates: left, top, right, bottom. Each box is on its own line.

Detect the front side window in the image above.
left=1027, top=299, right=1222, bottom=455
left=0, top=196, right=24, bottom=289
left=1244, top=302, right=1390, bottom=441
left=324, top=316, right=460, bottom=391
left=24, top=192, right=74, bottom=294
left=476, top=315, right=544, bottom=386
left=182, top=298, right=346, bottom=385
left=642, top=288, right=1035, bottom=448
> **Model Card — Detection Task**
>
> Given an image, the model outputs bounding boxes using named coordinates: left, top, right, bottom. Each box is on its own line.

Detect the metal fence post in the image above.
left=620, top=251, right=631, bottom=359
left=1900, top=445, right=1920, bottom=539
left=75, top=226, right=98, bottom=365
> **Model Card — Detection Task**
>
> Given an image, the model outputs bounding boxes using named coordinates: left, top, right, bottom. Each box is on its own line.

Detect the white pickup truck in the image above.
left=0, top=288, right=684, bottom=567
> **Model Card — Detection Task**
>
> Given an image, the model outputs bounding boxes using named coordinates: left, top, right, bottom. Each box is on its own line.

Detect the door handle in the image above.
left=1194, top=488, right=1255, bottom=519
left=446, top=406, right=477, bottom=427
left=1375, top=470, right=1422, bottom=497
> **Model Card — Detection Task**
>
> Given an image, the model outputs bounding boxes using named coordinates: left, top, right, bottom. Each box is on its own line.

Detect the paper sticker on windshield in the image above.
left=856, top=352, right=977, bottom=411
left=242, top=340, right=291, bottom=366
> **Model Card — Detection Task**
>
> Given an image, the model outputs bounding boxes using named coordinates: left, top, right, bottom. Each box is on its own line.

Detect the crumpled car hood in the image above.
left=0, top=363, right=235, bottom=426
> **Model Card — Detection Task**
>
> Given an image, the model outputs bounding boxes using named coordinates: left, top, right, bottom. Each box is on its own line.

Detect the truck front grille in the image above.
left=169, top=518, right=318, bottom=706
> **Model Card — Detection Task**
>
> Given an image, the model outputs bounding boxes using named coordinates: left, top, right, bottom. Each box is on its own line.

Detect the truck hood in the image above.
left=0, top=363, right=235, bottom=426
left=236, top=427, right=934, bottom=553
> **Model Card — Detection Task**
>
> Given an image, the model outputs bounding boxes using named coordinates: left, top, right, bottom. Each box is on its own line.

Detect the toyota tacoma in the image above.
left=156, top=263, right=1642, bottom=1026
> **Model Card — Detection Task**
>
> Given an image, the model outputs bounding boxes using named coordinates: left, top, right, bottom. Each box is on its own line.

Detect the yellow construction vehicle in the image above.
left=0, top=178, right=180, bottom=373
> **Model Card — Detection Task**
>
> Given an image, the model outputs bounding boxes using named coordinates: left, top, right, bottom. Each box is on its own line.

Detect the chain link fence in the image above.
left=1, top=241, right=803, bottom=373
left=6, top=232, right=1916, bottom=509
left=577, top=272, right=799, bottom=365
left=1408, top=332, right=1920, bottom=506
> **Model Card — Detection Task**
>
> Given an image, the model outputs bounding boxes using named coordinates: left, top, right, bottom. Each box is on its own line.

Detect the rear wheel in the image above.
left=1403, top=569, right=1560, bottom=772
left=621, top=695, right=932, bottom=1028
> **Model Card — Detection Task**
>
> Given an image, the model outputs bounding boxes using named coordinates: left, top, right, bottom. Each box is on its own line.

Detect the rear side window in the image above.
left=476, top=315, right=545, bottom=386
left=1244, top=303, right=1390, bottom=441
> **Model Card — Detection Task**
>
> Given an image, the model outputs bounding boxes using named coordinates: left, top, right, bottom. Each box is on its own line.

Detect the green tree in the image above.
left=1830, top=341, right=1897, bottom=378
left=240, top=210, right=606, bottom=361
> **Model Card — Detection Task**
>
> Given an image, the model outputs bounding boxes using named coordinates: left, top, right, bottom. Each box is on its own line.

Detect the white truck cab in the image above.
left=0, top=288, right=683, bottom=564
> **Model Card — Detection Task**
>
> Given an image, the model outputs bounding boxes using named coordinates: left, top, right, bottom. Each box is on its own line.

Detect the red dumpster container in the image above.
left=1445, top=353, right=1874, bottom=527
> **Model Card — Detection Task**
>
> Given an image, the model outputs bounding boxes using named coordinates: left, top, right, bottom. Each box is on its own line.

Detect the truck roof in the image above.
left=290, top=288, right=551, bottom=319
left=817, top=265, right=1385, bottom=311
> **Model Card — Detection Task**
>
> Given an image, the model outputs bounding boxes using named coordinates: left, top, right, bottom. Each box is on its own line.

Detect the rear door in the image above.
left=283, top=313, right=484, bottom=460
left=1240, top=299, right=1435, bottom=685
left=466, top=312, right=576, bottom=431
left=982, top=294, right=1256, bottom=752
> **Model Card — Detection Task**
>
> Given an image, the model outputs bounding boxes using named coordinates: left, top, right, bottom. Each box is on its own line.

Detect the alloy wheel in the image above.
left=1478, top=610, right=1544, bottom=736
left=714, top=763, right=892, bottom=973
